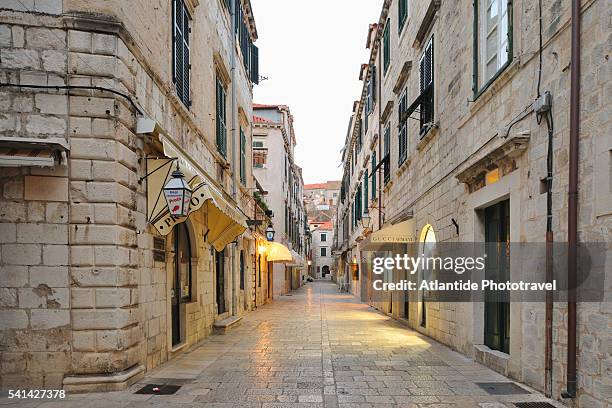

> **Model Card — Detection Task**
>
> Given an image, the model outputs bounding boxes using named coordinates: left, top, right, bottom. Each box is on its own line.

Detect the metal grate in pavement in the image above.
left=135, top=384, right=181, bottom=395
left=514, top=403, right=557, bottom=408
left=476, top=382, right=532, bottom=395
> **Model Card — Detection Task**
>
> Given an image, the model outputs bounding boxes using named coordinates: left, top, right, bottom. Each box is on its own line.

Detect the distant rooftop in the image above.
left=304, top=181, right=341, bottom=190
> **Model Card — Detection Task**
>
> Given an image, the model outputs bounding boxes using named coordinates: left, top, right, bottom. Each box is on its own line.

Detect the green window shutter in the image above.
left=398, top=89, right=408, bottom=165
left=251, top=44, right=259, bottom=84
left=383, top=20, right=390, bottom=74
left=215, top=79, right=227, bottom=157
left=364, top=170, right=369, bottom=213
left=371, top=151, right=376, bottom=200
left=239, top=128, right=246, bottom=184
left=399, top=0, right=407, bottom=32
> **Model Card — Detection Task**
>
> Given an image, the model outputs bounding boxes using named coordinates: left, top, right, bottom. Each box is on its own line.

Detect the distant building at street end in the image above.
left=304, top=181, right=341, bottom=212
left=252, top=104, right=308, bottom=295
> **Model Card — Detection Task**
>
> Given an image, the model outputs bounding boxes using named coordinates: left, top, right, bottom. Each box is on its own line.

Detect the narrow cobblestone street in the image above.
left=2, top=281, right=564, bottom=408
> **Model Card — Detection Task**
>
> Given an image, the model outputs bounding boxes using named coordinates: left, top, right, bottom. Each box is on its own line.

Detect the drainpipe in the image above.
left=377, top=38, right=382, bottom=230
left=544, top=113, right=554, bottom=398
left=562, top=0, right=580, bottom=399
left=230, top=0, right=238, bottom=317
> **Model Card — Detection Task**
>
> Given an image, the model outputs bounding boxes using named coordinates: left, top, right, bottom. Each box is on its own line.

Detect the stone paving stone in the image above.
left=44, top=281, right=565, bottom=407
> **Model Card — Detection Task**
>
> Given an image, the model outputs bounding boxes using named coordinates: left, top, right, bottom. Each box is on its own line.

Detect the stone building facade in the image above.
left=0, top=0, right=273, bottom=391
left=309, top=222, right=333, bottom=279
left=252, top=104, right=308, bottom=295
left=337, top=0, right=610, bottom=406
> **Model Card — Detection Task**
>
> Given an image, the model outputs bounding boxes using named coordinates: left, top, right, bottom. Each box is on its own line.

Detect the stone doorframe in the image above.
left=164, top=220, right=199, bottom=355
left=466, top=169, right=522, bottom=377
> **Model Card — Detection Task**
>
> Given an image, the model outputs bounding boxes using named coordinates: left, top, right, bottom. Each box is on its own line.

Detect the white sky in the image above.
left=251, top=0, right=384, bottom=184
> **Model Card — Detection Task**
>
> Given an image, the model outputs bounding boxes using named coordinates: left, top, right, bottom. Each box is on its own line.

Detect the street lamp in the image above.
left=360, top=214, right=371, bottom=230
left=265, top=224, right=276, bottom=242
left=307, top=260, right=312, bottom=266
left=163, top=162, right=192, bottom=218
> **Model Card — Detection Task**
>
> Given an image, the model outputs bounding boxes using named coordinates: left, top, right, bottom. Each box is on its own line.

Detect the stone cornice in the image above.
left=456, top=135, right=530, bottom=186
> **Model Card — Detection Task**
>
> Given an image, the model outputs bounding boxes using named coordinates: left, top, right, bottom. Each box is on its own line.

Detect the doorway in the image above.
left=419, top=225, right=436, bottom=328
left=215, top=249, right=226, bottom=315
left=484, top=199, right=510, bottom=354
left=171, top=223, right=191, bottom=347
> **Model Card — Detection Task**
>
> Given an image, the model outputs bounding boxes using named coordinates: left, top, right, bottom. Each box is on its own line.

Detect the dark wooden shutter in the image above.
left=173, top=0, right=183, bottom=93
left=251, top=44, right=259, bottom=84
left=420, top=38, right=433, bottom=93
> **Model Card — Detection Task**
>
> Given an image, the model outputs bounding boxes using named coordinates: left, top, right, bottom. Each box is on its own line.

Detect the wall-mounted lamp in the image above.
left=163, top=163, right=192, bottom=218
left=360, top=214, right=371, bottom=230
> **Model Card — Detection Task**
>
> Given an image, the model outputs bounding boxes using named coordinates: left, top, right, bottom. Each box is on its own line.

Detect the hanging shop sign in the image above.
left=143, top=135, right=247, bottom=251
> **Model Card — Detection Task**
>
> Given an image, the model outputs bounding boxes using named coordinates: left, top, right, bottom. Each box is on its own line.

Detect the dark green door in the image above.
left=215, top=249, right=225, bottom=314
left=484, top=199, right=510, bottom=353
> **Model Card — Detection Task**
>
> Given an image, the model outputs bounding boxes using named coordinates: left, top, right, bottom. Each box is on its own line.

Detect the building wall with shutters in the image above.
left=339, top=0, right=611, bottom=406
left=0, top=0, right=261, bottom=391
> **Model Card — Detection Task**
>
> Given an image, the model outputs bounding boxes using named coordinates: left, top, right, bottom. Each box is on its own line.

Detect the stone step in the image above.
left=213, top=316, right=243, bottom=335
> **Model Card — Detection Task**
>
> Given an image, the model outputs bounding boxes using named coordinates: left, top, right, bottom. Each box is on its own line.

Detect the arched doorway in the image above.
left=322, top=265, right=330, bottom=277
left=171, top=222, right=192, bottom=346
left=418, top=224, right=436, bottom=328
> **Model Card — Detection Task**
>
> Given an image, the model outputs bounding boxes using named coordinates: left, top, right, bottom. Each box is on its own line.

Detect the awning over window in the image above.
left=361, top=219, right=416, bottom=250
left=265, top=242, right=293, bottom=262
left=0, top=136, right=68, bottom=167
left=145, top=135, right=247, bottom=251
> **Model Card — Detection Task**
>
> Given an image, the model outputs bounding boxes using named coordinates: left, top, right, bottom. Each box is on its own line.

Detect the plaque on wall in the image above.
left=153, top=237, right=165, bottom=262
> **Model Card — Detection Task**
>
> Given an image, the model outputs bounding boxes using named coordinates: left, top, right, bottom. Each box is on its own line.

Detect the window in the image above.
left=239, top=127, right=246, bottom=184
left=234, top=0, right=259, bottom=84
left=419, top=37, right=434, bottom=135
left=320, top=247, right=327, bottom=257
left=253, top=149, right=267, bottom=168
left=399, top=0, right=408, bottom=32
left=365, top=65, right=377, bottom=117
left=383, top=20, right=390, bottom=74
left=173, top=223, right=192, bottom=302
left=475, top=0, right=511, bottom=92
left=398, top=88, right=408, bottom=165
left=383, top=123, right=391, bottom=184
left=358, top=119, right=363, bottom=150
left=172, top=0, right=191, bottom=108
left=371, top=150, right=377, bottom=200
left=320, top=233, right=327, bottom=242
left=363, top=169, right=369, bottom=213
left=215, top=78, right=227, bottom=156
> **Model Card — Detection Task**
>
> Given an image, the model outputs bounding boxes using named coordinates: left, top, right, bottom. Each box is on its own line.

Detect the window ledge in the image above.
left=383, top=179, right=394, bottom=193
left=469, top=60, right=520, bottom=117
left=396, top=158, right=411, bottom=176
left=416, top=122, right=439, bottom=151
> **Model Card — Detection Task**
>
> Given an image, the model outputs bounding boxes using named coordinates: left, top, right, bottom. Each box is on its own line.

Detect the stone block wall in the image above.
left=0, top=17, right=72, bottom=388
left=1, top=0, right=261, bottom=388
